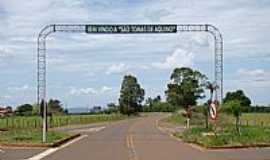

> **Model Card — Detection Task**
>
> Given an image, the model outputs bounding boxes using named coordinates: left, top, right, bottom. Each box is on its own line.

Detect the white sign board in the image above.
left=209, top=103, right=217, bottom=120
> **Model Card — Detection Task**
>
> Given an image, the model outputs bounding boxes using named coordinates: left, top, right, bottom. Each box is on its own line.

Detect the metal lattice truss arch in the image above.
left=38, top=24, right=223, bottom=106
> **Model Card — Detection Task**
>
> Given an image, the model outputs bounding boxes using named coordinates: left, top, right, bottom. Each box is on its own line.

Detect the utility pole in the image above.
left=42, top=99, right=47, bottom=143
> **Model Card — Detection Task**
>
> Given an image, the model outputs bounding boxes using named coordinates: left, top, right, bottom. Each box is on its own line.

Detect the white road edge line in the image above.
left=73, top=126, right=106, bottom=133
left=27, top=135, right=88, bottom=160
left=26, top=126, right=106, bottom=160
left=0, top=149, right=5, bottom=153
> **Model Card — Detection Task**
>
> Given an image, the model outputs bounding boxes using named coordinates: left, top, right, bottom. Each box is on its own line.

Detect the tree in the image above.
left=40, top=99, right=65, bottom=118
left=16, top=104, right=33, bottom=116
left=107, top=103, right=118, bottom=109
left=223, top=90, right=251, bottom=107
left=32, top=103, right=40, bottom=115
left=6, top=106, right=12, bottom=111
left=143, top=101, right=176, bottom=112
left=105, top=103, right=119, bottom=114
left=145, top=97, right=154, bottom=107
left=153, top=95, right=161, bottom=103
left=224, top=100, right=242, bottom=135
left=119, top=75, right=145, bottom=115
left=143, top=95, right=176, bottom=112
left=145, top=95, right=161, bottom=110
left=165, top=67, right=208, bottom=109
left=48, top=99, right=65, bottom=115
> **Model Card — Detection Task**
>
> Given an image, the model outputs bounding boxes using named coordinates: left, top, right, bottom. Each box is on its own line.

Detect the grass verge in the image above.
left=164, top=112, right=186, bottom=125
left=164, top=111, right=270, bottom=148
left=0, top=129, right=71, bottom=145
left=175, top=125, right=270, bottom=148
left=0, top=113, right=131, bottom=146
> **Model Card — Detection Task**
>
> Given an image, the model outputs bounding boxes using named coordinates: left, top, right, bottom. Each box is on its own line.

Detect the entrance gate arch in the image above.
left=37, top=24, right=223, bottom=142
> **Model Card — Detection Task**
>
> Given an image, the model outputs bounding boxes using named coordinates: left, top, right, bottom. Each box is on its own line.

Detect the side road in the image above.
left=0, top=120, right=118, bottom=160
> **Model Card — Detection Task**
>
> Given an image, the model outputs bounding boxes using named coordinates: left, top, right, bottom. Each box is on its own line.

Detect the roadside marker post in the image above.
left=209, top=102, right=217, bottom=120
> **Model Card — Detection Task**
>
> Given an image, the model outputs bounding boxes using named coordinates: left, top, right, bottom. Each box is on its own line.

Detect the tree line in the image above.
left=114, top=67, right=266, bottom=115
left=116, top=67, right=211, bottom=115
left=14, top=99, right=67, bottom=116
left=10, top=67, right=267, bottom=117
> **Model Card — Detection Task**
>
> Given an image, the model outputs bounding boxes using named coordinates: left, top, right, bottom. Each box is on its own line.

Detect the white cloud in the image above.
left=235, top=68, right=270, bottom=90
left=144, top=8, right=172, bottom=21
left=190, top=34, right=210, bottom=48
left=69, top=86, right=113, bottom=96
left=8, top=84, right=31, bottom=92
left=10, top=37, right=36, bottom=43
left=228, top=68, right=270, bottom=105
left=106, top=63, right=129, bottom=75
left=152, top=48, right=194, bottom=69
left=0, top=95, right=12, bottom=100
left=69, top=87, right=97, bottom=96
left=0, top=46, right=13, bottom=59
left=139, top=65, right=151, bottom=70
left=100, top=86, right=112, bottom=93
left=237, top=68, right=269, bottom=78
left=0, top=0, right=270, bottom=106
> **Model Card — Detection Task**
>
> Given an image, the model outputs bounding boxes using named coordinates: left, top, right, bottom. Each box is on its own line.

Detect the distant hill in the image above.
left=67, top=107, right=89, bottom=114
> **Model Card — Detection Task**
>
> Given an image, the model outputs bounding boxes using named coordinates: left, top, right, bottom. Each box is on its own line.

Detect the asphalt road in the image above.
left=1, top=113, right=270, bottom=160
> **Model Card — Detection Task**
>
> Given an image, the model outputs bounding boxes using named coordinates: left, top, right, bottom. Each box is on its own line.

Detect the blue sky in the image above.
left=0, top=0, right=270, bottom=108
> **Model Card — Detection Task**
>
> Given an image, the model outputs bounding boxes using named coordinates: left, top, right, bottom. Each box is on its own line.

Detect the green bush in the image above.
left=222, top=100, right=242, bottom=134
left=165, top=112, right=186, bottom=124
left=142, top=102, right=177, bottom=112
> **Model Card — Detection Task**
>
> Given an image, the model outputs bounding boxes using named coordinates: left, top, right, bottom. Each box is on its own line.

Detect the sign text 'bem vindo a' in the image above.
left=85, top=25, right=177, bottom=34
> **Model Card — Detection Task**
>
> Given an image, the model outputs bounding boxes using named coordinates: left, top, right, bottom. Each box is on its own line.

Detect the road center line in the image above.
left=126, top=135, right=130, bottom=148
left=126, top=121, right=140, bottom=160
left=129, top=135, right=139, bottom=160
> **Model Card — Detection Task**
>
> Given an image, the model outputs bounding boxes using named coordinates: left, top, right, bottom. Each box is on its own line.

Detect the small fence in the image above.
left=240, top=120, right=270, bottom=127
left=0, top=114, right=124, bottom=129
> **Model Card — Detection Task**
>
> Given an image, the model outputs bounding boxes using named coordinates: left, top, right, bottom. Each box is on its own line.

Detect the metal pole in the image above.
left=38, top=25, right=52, bottom=143
left=42, top=98, right=47, bottom=142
